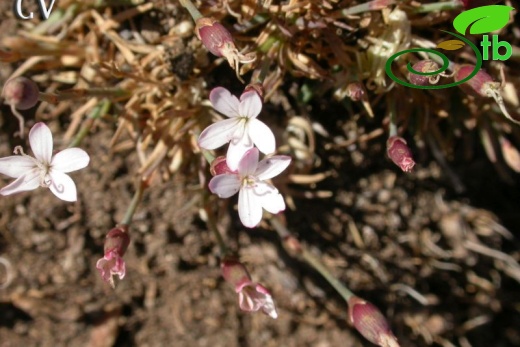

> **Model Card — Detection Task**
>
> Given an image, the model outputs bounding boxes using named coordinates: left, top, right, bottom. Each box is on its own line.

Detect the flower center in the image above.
left=14, top=145, right=52, bottom=187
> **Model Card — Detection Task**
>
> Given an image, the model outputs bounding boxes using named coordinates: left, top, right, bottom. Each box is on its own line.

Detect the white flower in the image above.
left=198, top=87, right=276, bottom=171
left=0, top=122, right=90, bottom=202
left=209, top=147, right=291, bottom=228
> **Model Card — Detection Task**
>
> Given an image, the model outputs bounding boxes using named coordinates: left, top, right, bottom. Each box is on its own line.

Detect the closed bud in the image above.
left=454, top=64, right=498, bottom=98
left=2, top=76, right=39, bottom=110
left=408, top=60, right=440, bottom=86
left=348, top=296, right=400, bottom=347
left=386, top=136, right=415, bottom=172
left=195, top=17, right=235, bottom=57
left=210, top=156, right=236, bottom=176
left=455, top=65, right=520, bottom=125
left=346, top=82, right=365, bottom=101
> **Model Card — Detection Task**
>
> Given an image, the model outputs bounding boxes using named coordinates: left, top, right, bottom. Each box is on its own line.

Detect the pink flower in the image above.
left=198, top=87, right=276, bottom=171
left=208, top=147, right=290, bottom=228
left=221, top=259, right=278, bottom=319
left=96, top=226, right=130, bottom=288
left=0, top=122, right=90, bottom=201
left=386, top=136, right=415, bottom=172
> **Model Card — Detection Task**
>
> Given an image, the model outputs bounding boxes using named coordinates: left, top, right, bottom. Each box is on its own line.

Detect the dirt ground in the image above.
left=1, top=1, right=520, bottom=347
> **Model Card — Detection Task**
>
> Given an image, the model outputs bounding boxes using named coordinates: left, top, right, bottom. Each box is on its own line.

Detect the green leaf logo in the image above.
left=436, top=40, right=465, bottom=50
left=453, top=5, right=514, bottom=35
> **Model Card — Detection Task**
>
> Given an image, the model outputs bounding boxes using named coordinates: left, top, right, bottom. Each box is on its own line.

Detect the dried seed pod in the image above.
left=408, top=60, right=440, bottom=86
left=2, top=76, right=39, bottom=110
left=455, top=64, right=520, bottom=125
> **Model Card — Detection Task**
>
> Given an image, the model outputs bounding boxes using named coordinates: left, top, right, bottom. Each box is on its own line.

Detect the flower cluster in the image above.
left=198, top=86, right=291, bottom=228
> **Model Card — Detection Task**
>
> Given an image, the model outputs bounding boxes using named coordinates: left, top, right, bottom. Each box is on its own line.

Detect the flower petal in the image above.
left=0, top=155, right=37, bottom=178
left=238, top=186, right=263, bottom=228
left=51, top=148, right=90, bottom=173
left=255, top=283, right=278, bottom=319
left=208, top=174, right=241, bottom=198
left=210, top=87, right=240, bottom=118
left=237, top=147, right=259, bottom=176
left=248, top=119, right=276, bottom=155
left=0, top=169, right=40, bottom=196
left=198, top=118, right=241, bottom=150
left=239, top=90, right=262, bottom=119
left=48, top=171, right=77, bottom=202
left=29, top=122, right=53, bottom=164
left=227, top=135, right=254, bottom=172
left=260, top=190, right=285, bottom=214
left=255, top=155, right=291, bottom=181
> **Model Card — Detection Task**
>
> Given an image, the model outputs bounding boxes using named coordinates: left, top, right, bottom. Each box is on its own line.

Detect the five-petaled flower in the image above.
left=221, top=258, right=278, bottom=319
left=209, top=147, right=290, bottom=228
left=0, top=122, right=90, bottom=201
left=198, top=87, right=276, bottom=171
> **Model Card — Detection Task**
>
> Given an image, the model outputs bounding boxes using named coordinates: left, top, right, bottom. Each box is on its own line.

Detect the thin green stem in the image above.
left=388, top=97, right=398, bottom=137
left=204, top=203, right=230, bottom=257
left=68, top=99, right=111, bottom=148
left=269, top=216, right=354, bottom=301
left=121, top=178, right=147, bottom=226
left=179, top=0, right=203, bottom=21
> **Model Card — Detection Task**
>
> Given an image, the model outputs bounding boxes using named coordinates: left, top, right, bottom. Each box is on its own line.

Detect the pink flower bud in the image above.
left=454, top=65, right=520, bottom=125
left=408, top=60, right=440, bottom=86
left=386, top=136, right=415, bottom=172
left=454, top=64, right=499, bottom=98
left=346, top=82, right=365, bottom=101
left=2, top=76, right=39, bottom=110
left=96, top=225, right=130, bottom=287
left=221, top=258, right=278, bottom=319
left=195, top=17, right=235, bottom=57
left=210, top=156, right=236, bottom=176
left=348, top=296, right=400, bottom=347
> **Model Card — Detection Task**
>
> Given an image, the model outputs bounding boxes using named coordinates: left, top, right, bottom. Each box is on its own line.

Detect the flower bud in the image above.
left=210, top=156, right=236, bottom=176
left=2, top=76, right=39, bottom=110
left=195, top=17, right=235, bottom=57
left=221, top=257, right=278, bottom=319
left=408, top=60, right=440, bottom=86
left=454, top=65, right=520, bottom=125
left=348, top=296, right=400, bottom=347
left=96, top=225, right=130, bottom=288
left=386, top=136, right=415, bottom=172
left=346, top=82, right=365, bottom=101
left=454, top=64, right=499, bottom=98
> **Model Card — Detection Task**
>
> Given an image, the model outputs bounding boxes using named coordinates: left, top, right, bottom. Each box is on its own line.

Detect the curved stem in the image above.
left=121, top=177, right=148, bottom=226
left=179, top=0, right=203, bottom=21
left=269, top=215, right=354, bottom=301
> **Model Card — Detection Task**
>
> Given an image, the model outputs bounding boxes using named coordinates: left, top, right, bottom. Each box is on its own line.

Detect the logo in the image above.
left=13, top=0, right=56, bottom=20
left=385, top=5, right=514, bottom=89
